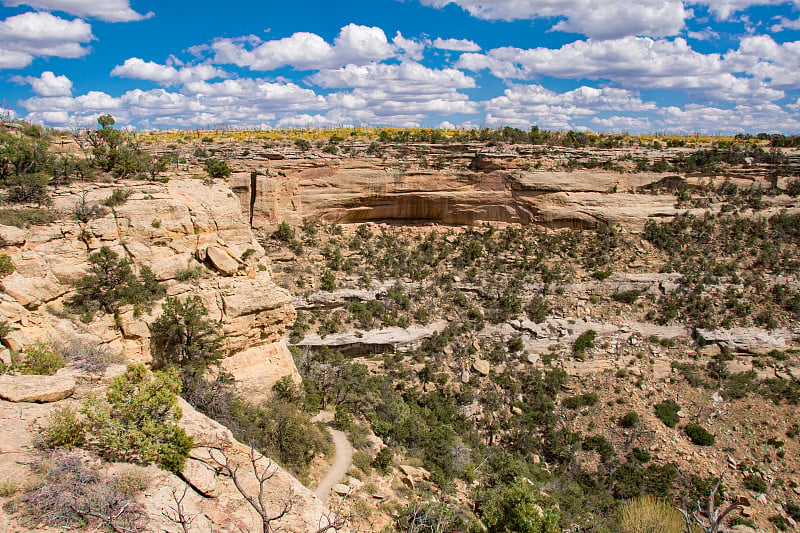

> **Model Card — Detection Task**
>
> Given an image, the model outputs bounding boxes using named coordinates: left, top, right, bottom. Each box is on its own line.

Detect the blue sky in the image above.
left=2, top=0, right=800, bottom=133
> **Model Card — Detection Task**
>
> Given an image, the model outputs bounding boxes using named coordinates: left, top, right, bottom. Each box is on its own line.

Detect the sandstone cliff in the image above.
left=0, top=178, right=318, bottom=532
left=2, top=178, right=298, bottom=399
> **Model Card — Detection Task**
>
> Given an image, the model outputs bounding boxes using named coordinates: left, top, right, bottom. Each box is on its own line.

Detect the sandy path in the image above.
left=314, top=427, right=353, bottom=502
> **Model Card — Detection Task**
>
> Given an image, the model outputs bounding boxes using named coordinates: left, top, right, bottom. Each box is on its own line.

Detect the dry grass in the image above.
left=618, top=495, right=685, bottom=533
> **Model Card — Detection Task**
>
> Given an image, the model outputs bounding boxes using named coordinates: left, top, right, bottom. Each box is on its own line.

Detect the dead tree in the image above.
left=316, top=509, right=347, bottom=533
left=679, top=475, right=740, bottom=533
left=314, top=490, right=350, bottom=533
left=162, top=487, right=193, bottom=533
left=207, top=445, right=294, bottom=533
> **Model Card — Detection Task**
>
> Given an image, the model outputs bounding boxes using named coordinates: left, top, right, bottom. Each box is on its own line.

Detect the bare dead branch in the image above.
left=162, top=487, right=193, bottom=533
left=204, top=444, right=294, bottom=533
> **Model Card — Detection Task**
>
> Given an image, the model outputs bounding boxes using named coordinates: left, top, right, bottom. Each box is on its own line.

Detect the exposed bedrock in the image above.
left=0, top=179, right=298, bottom=403
left=232, top=163, right=681, bottom=230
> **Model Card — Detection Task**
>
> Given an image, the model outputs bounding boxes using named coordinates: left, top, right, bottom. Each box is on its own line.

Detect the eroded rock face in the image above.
left=697, top=327, right=797, bottom=354
left=0, top=178, right=297, bottom=400
left=232, top=159, right=680, bottom=230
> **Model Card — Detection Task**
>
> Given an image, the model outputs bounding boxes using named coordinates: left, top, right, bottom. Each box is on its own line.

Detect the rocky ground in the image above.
left=1, top=126, right=799, bottom=532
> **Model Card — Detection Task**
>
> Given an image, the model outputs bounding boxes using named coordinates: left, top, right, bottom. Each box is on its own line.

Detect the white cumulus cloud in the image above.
left=20, top=79, right=329, bottom=129
left=12, top=70, right=73, bottom=96
left=724, top=35, right=800, bottom=90
left=417, top=0, right=794, bottom=38
left=657, top=102, right=800, bottom=134
left=591, top=116, right=652, bottom=131
left=2, top=0, right=153, bottom=22
left=310, top=61, right=478, bottom=119
left=0, top=106, right=18, bottom=120
left=418, top=0, right=689, bottom=39
left=483, top=83, right=656, bottom=130
left=457, top=36, right=785, bottom=102
left=0, top=11, right=93, bottom=69
left=211, top=24, right=396, bottom=71
left=433, top=37, right=481, bottom=52
left=111, top=57, right=227, bottom=84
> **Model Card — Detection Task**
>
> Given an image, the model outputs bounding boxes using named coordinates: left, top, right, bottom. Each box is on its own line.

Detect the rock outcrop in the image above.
left=1, top=178, right=297, bottom=402
left=0, top=177, right=319, bottom=532
left=232, top=159, right=682, bottom=231
left=0, top=372, right=76, bottom=403
left=696, top=327, right=798, bottom=354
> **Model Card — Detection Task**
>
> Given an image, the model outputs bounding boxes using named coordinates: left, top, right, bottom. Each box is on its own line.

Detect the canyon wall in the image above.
left=231, top=157, right=681, bottom=231
left=1, top=178, right=298, bottom=402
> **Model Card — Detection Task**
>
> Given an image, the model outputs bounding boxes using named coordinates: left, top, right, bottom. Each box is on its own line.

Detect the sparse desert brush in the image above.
left=22, top=452, right=146, bottom=532
left=40, top=406, right=85, bottom=450
left=0, top=479, right=18, bottom=497
left=618, top=495, right=685, bottom=533
left=111, top=468, right=150, bottom=498
left=20, top=343, right=66, bottom=375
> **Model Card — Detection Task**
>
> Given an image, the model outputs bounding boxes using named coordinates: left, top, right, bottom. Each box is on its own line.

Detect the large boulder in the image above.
left=697, top=327, right=795, bottom=354
left=206, top=246, right=240, bottom=276
left=0, top=373, right=76, bottom=403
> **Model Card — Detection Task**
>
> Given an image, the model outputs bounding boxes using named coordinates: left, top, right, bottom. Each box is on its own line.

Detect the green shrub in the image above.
left=5, top=173, right=50, bottom=204
left=203, top=158, right=232, bottom=180
left=562, top=392, right=599, bottom=410
left=352, top=450, right=372, bottom=474
left=320, top=270, right=336, bottom=291
left=150, top=295, right=223, bottom=376
left=175, top=266, right=201, bottom=282
left=372, top=447, right=393, bottom=474
left=112, top=468, right=150, bottom=498
left=41, top=406, right=85, bottom=450
left=0, top=207, right=56, bottom=227
left=583, top=435, right=615, bottom=461
left=562, top=396, right=584, bottom=409
left=631, top=447, right=651, bottom=463
left=225, top=398, right=329, bottom=469
left=613, top=289, right=642, bottom=304
left=582, top=392, right=599, bottom=406
left=743, top=474, right=768, bottom=493
left=507, top=337, right=524, bottom=352
left=20, top=344, right=65, bottom=375
left=527, top=295, right=550, bottom=323
left=272, top=222, right=295, bottom=242
left=591, top=270, right=612, bottom=281
left=724, top=370, right=756, bottom=400
left=618, top=495, right=685, bottom=533
left=573, top=330, right=596, bottom=356
left=768, top=349, right=789, bottom=361
left=769, top=515, right=791, bottom=531
left=0, top=480, right=17, bottom=496
left=102, top=188, right=131, bottom=207
left=81, top=364, right=193, bottom=473
left=654, top=399, right=681, bottom=428
left=786, top=502, right=800, bottom=521
left=684, top=423, right=715, bottom=446
left=334, top=404, right=353, bottom=431
left=70, top=246, right=163, bottom=316
left=482, top=480, right=560, bottom=533
left=619, top=411, right=640, bottom=428
left=0, top=253, right=14, bottom=277
left=787, top=179, right=800, bottom=197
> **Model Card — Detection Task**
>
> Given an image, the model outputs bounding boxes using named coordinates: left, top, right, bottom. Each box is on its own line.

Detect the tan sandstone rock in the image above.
left=0, top=373, right=76, bottom=403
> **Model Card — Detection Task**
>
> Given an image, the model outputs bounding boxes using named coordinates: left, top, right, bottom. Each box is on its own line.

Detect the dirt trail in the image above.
left=314, top=427, right=354, bottom=502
